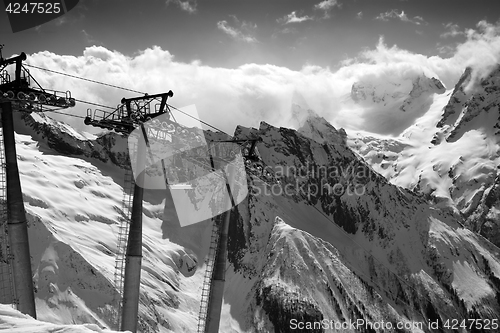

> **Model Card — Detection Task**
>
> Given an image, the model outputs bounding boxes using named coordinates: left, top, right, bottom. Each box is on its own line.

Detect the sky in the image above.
left=0, top=0, right=500, bottom=135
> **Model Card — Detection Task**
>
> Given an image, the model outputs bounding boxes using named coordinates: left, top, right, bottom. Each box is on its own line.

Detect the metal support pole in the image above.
left=120, top=130, right=146, bottom=333
left=205, top=209, right=231, bottom=333
left=205, top=158, right=236, bottom=333
left=1, top=101, right=36, bottom=318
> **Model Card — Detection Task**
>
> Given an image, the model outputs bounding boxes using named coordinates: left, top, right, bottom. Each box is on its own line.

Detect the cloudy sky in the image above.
left=1, top=0, right=500, bottom=135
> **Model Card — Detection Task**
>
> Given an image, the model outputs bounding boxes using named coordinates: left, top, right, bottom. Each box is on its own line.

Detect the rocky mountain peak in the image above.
left=399, top=75, right=446, bottom=112
left=436, top=64, right=500, bottom=142
left=409, top=75, right=445, bottom=97
left=297, top=111, right=346, bottom=145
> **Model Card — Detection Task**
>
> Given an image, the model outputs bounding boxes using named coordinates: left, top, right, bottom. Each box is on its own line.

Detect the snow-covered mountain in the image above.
left=1, top=65, right=500, bottom=333
left=229, top=117, right=500, bottom=332
left=348, top=73, right=446, bottom=136
left=348, top=65, right=500, bottom=249
left=351, top=74, right=445, bottom=111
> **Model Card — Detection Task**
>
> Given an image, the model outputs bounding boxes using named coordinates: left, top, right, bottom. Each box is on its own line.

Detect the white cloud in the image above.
left=165, top=0, right=196, bottom=14
left=272, top=27, right=298, bottom=39
left=376, top=10, right=427, bottom=25
left=23, top=21, right=500, bottom=137
left=278, top=11, right=313, bottom=24
left=314, top=0, right=341, bottom=12
left=314, top=0, right=341, bottom=19
left=458, top=20, right=500, bottom=84
left=440, top=22, right=465, bottom=38
left=217, top=19, right=257, bottom=43
left=413, top=16, right=426, bottom=25
left=81, top=29, right=100, bottom=45
left=436, top=43, right=456, bottom=56
left=278, top=0, right=340, bottom=24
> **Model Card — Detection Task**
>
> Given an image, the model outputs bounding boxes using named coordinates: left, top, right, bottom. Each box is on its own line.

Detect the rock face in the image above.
left=436, top=65, right=500, bottom=142
left=400, top=76, right=446, bottom=112
left=436, top=67, right=473, bottom=130
left=428, top=65, right=500, bottom=245
left=468, top=174, right=500, bottom=246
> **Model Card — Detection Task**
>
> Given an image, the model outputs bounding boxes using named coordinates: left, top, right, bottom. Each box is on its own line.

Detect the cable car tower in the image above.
left=85, top=92, right=274, bottom=332
left=85, top=91, right=176, bottom=332
left=0, top=46, right=76, bottom=318
left=84, top=91, right=173, bottom=134
left=0, top=47, right=75, bottom=112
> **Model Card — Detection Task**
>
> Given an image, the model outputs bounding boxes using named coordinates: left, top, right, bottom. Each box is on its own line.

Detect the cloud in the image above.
left=54, top=17, right=67, bottom=26
left=217, top=19, right=258, bottom=43
left=375, top=10, right=427, bottom=25
left=440, top=22, right=465, bottom=38
left=23, top=21, right=500, bottom=138
left=272, top=27, right=298, bottom=39
left=314, top=0, right=341, bottom=17
left=278, top=0, right=340, bottom=24
left=81, top=29, right=100, bottom=45
left=23, top=46, right=339, bottom=135
left=278, top=11, right=313, bottom=24
left=279, top=27, right=297, bottom=34
left=436, top=43, right=456, bottom=56
left=165, top=0, right=196, bottom=13
left=413, top=16, right=426, bottom=25
left=356, top=11, right=363, bottom=19
left=457, top=20, right=500, bottom=85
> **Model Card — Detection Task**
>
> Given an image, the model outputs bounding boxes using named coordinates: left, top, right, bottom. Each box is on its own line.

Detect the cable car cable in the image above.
left=23, top=63, right=146, bottom=95
left=74, top=98, right=116, bottom=110
left=167, top=103, right=228, bottom=136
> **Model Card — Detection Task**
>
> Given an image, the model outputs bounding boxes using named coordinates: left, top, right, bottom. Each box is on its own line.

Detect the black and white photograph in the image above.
left=1, top=0, right=500, bottom=332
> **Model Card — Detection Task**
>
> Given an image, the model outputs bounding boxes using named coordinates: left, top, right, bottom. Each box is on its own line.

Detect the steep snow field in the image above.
left=0, top=303, right=119, bottom=333
left=348, top=91, right=455, bottom=198
left=14, top=130, right=207, bottom=332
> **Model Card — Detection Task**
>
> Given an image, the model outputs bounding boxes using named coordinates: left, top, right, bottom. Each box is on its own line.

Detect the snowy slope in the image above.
left=347, top=65, right=500, bottom=248
left=4, top=115, right=210, bottom=332
left=0, top=303, right=120, bottom=333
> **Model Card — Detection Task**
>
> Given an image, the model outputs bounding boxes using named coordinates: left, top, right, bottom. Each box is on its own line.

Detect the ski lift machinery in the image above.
left=0, top=46, right=77, bottom=319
